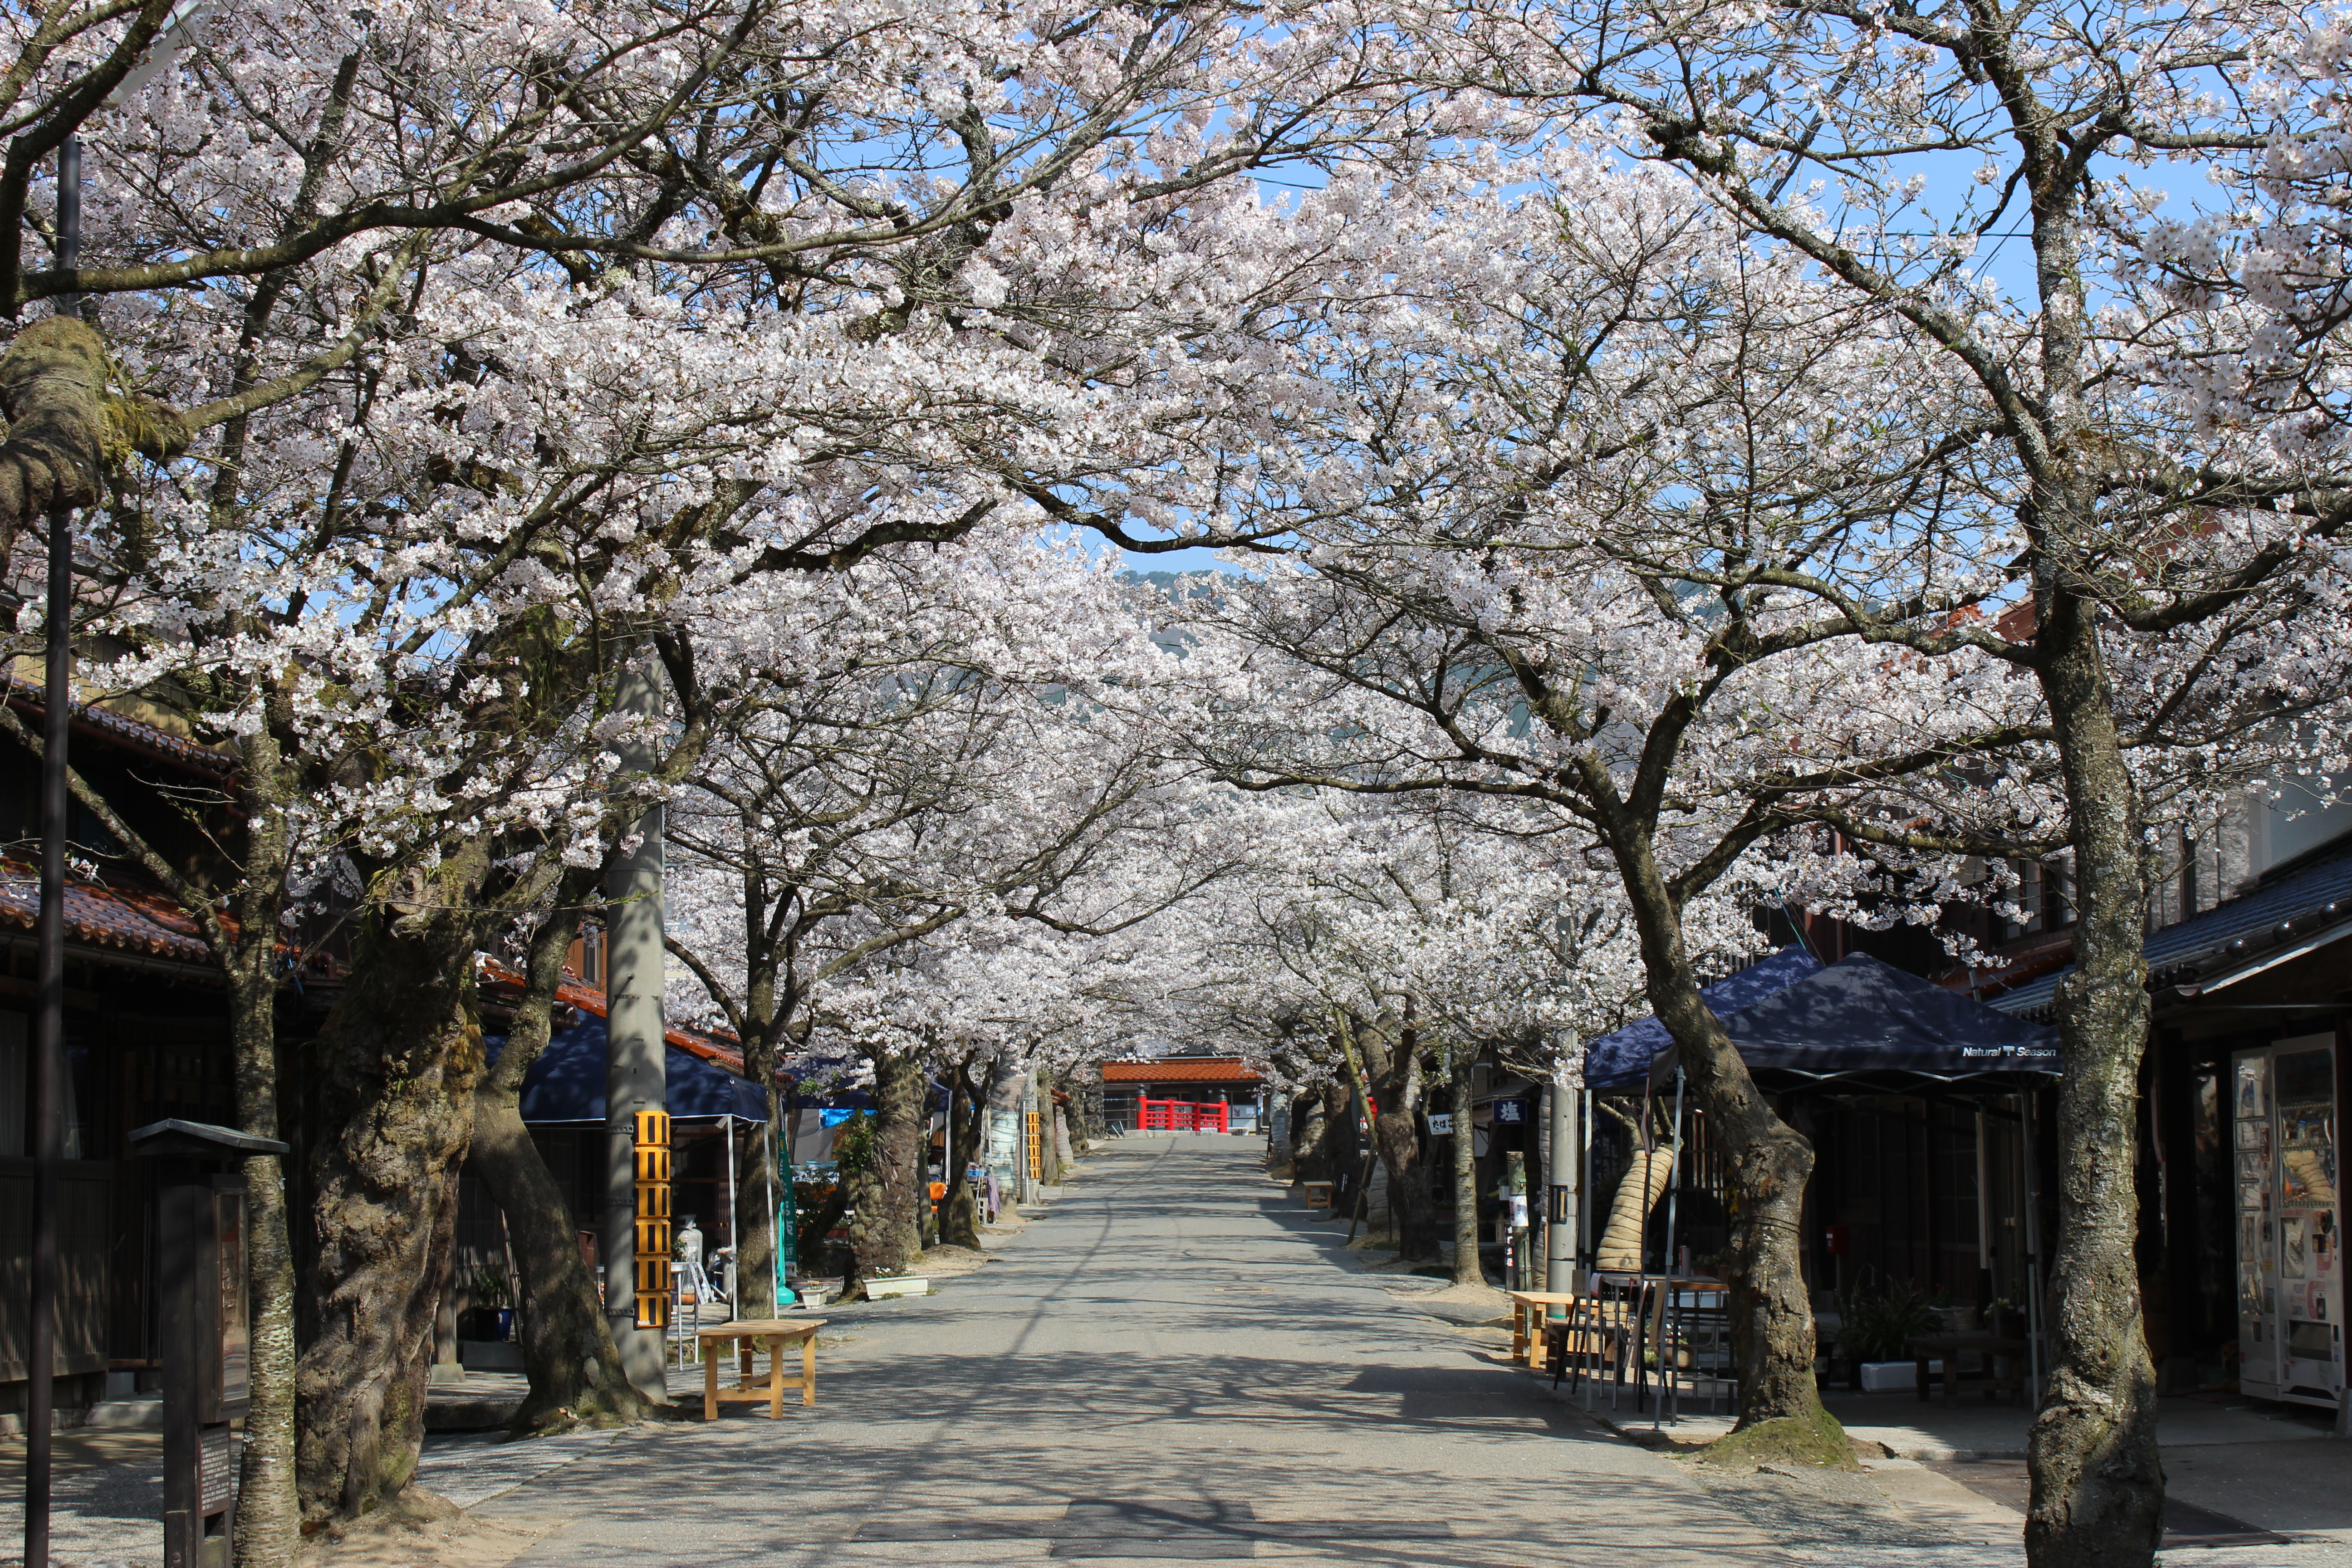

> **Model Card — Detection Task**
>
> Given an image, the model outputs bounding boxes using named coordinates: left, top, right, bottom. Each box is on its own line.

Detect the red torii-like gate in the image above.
left=1135, top=1098, right=1230, bottom=1133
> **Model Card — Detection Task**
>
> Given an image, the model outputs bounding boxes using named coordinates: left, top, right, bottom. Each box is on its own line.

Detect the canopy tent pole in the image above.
left=724, top=1115, right=738, bottom=1302
left=2021, top=1090, right=2045, bottom=1405
left=1975, top=1107, right=1995, bottom=1308
left=1578, top=1088, right=1596, bottom=1270
left=1655, top=1067, right=1688, bottom=1428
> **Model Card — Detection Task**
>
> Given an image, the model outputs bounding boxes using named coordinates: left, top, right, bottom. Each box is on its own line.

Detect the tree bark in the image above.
left=1450, top=1050, right=1481, bottom=1288
left=731, top=1079, right=779, bottom=1318
left=939, top=1064, right=985, bottom=1249
left=2024, top=587, right=2164, bottom=1565
left=1294, top=1090, right=1336, bottom=1183
left=471, top=875, right=652, bottom=1432
left=1342, top=1013, right=1434, bottom=1257
left=846, top=1052, right=926, bottom=1287
left=223, top=719, right=298, bottom=1568
left=1598, top=804, right=1838, bottom=1451
left=230, top=965, right=299, bottom=1568
left=294, top=840, right=494, bottom=1524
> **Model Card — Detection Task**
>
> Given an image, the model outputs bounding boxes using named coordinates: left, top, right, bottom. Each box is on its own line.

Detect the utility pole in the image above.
left=23, top=135, right=78, bottom=1568
left=600, top=658, right=669, bottom=1400
left=25, top=16, right=213, bottom=1553
left=1547, top=1048, right=1579, bottom=1297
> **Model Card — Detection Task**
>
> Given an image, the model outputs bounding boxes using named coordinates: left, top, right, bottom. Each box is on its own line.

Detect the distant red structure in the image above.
left=1136, top=1098, right=1230, bottom=1133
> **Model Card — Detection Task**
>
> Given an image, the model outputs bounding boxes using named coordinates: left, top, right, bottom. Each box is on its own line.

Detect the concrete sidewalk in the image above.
left=11, top=1137, right=2341, bottom=1566
left=466, top=1137, right=2027, bottom=1567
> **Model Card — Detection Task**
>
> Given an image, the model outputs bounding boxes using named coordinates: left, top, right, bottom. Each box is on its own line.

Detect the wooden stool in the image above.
left=1506, top=1292, right=1582, bottom=1367
left=1300, top=1181, right=1335, bottom=1209
left=696, top=1318, right=825, bottom=1419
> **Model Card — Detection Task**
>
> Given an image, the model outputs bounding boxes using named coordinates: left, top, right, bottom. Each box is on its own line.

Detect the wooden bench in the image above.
left=1299, top=1180, right=1335, bottom=1209
left=696, top=1318, right=826, bottom=1419
left=1506, top=1291, right=1582, bottom=1367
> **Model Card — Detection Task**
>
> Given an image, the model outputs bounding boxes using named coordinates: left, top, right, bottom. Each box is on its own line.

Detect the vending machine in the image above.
left=2234, top=1036, right=2344, bottom=1410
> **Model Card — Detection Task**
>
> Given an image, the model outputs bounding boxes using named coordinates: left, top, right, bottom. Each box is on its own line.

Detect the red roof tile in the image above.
left=2, top=675, right=235, bottom=776
left=1100, top=1057, right=1259, bottom=1085
left=0, top=859, right=213, bottom=964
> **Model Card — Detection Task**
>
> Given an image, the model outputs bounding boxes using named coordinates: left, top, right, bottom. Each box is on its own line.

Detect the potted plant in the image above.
left=474, top=1268, right=516, bottom=1342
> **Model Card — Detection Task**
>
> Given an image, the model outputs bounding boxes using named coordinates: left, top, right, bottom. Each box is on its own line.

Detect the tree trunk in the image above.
left=940, top=1067, right=984, bottom=1249
left=1596, top=1147, right=1671, bottom=1273
left=224, top=733, right=298, bottom=1568
left=1372, top=1103, right=1438, bottom=1259
left=471, top=877, right=651, bottom=1432
left=1294, top=1090, right=1335, bottom=1183
left=1033, top=1069, right=1063, bottom=1185
left=847, top=1052, right=926, bottom=1286
left=2025, top=588, right=2164, bottom=1566
left=1601, top=810, right=1840, bottom=1456
left=295, top=841, right=494, bottom=1525
left=1450, top=1052, right=1482, bottom=1287
left=731, top=1079, right=779, bottom=1318
left=230, top=968, right=299, bottom=1568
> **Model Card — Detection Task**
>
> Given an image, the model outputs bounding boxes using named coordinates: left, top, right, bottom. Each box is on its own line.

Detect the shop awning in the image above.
left=507, top=1017, right=770, bottom=1124
left=1583, top=946, right=1822, bottom=1090
left=1987, top=840, right=2352, bottom=1018
left=1650, top=953, right=2059, bottom=1092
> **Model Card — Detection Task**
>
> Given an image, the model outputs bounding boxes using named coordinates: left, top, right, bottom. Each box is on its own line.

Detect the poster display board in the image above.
left=2235, top=1035, right=2344, bottom=1410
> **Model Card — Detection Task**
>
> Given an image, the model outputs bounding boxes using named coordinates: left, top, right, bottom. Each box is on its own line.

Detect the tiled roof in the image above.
left=478, top=957, right=748, bottom=1075
left=1100, top=1057, right=1259, bottom=1084
left=0, top=859, right=213, bottom=965
left=1, top=675, right=235, bottom=776
left=1990, top=839, right=2352, bottom=1017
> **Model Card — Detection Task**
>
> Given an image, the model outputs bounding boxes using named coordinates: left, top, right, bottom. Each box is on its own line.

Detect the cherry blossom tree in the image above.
left=1377, top=7, right=2352, bottom=1553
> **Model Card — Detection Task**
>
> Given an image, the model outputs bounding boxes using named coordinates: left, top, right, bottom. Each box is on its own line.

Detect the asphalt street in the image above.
left=465, top=1135, right=2026, bottom=1568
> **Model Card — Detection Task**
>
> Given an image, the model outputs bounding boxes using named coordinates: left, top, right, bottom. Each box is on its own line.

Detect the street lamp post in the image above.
left=24, top=128, right=80, bottom=1568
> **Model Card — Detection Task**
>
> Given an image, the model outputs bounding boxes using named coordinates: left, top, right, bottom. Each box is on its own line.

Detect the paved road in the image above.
left=458, top=1136, right=2037, bottom=1568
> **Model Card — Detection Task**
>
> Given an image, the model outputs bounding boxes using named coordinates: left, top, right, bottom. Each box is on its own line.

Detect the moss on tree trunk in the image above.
left=846, top=1053, right=926, bottom=1287
left=294, top=842, right=493, bottom=1525
left=2024, top=587, right=2164, bottom=1567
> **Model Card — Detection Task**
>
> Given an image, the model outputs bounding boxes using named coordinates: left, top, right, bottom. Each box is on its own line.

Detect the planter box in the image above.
left=866, top=1276, right=929, bottom=1300
left=1859, top=1358, right=1936, bottom=1392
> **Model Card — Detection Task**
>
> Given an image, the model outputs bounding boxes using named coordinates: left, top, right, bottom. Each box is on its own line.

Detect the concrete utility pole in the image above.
left=986, top=1066, right=1027, bottom=1207
left=602, top=658, right=669, bottom=1400
left=1547, top=1054, right=1579, bottom=1297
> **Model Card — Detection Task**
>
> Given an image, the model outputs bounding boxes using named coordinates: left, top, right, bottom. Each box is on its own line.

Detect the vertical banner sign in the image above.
left=1025, top=1110, right=1043, bottom=1180
left=634, top=1109, right=673, bottom=1329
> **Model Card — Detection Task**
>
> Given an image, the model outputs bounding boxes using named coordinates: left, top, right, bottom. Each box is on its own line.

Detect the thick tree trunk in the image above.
left=471, top=879, right=652, bottom=1432
left=295, top=842, right=493, bottom=1524
left=2025, top=590, right=2163, bottom=1566
left=847, top=1052, right=926, bottom=1287
left=1034, top=1069, right=1064, bottom=1185
left=1601, top=811, right=1839, bottom=1455
left=1372, top=1105, right=1438, bottom=1259
left=938, top=1068, right=981, bottom=1249
left=1294, top=1091, right=1336, bottom=1183
left=1450, top=1052, right=1481, bottom=1288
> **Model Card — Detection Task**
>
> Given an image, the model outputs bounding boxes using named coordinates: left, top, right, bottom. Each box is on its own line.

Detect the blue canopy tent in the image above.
left=1577, top=951, right=2063, bottom=1414
left=505, top=1016, right=769, bottom=1125
left=1583, top=946, right=1822, bottom=1090
left=1646, top=953, right=2061, bottom=1094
